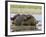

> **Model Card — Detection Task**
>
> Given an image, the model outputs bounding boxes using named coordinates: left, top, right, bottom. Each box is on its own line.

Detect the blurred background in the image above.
left=10, top=5, right=42, bottom=32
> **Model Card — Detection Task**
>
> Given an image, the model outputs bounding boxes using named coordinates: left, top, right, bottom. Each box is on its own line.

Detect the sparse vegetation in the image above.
left=10, top=5, right=42, bottom=14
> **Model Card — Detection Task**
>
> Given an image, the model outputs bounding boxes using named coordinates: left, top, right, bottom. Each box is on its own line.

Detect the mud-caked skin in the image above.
left=13, top=14, right=28, bottom=26
left=11, top=14, right=39, bottom=26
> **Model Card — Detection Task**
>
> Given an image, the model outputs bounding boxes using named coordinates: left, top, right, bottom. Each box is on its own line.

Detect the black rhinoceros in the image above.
left=11, top=14, right=39, bottom=26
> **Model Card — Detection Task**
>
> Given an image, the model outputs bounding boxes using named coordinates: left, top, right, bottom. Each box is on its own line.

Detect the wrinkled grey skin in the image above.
left=13, top=14, right=27, bottom=26
left=21, top=17, right=39, bottom=26
left=11, top=14, right=39, bottom=26
left=21, top=14, right=39, bottom=26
